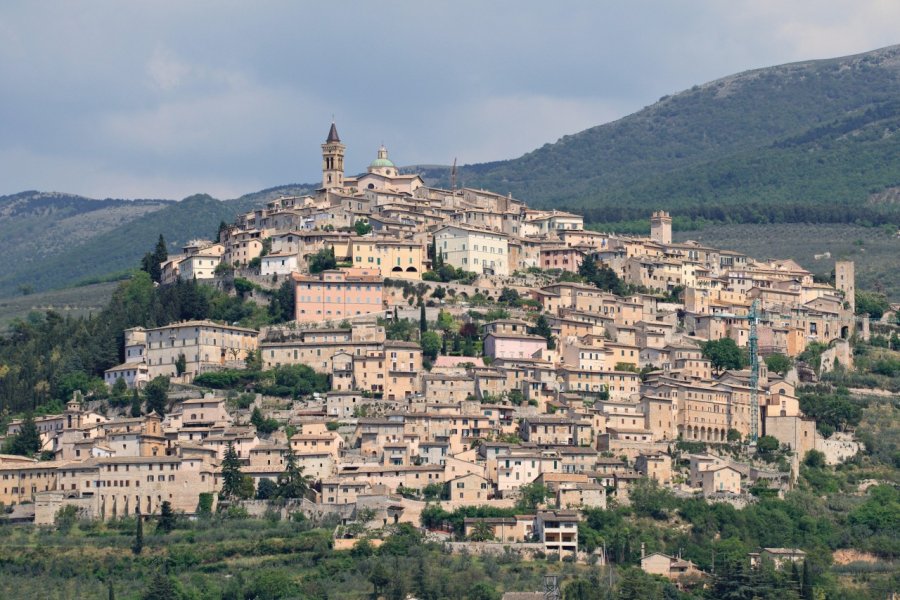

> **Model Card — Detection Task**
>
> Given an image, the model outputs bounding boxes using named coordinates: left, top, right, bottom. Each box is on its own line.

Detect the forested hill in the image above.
left=0, top=184, right=315, bottom=297
left=419, top=44, right=900, bottom=224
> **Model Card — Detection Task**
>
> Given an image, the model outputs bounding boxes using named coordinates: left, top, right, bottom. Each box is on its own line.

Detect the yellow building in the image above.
left=0, top=456, right=58, bottom=505
left=352, top=237, right=425, bottom=280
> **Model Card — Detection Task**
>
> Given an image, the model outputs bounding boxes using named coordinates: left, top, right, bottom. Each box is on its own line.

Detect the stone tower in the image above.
left=835, top=260, right=855, bottom=313
left=650, top=211, right=672, bottom=245
left=321, top=121, right=345, bottom=190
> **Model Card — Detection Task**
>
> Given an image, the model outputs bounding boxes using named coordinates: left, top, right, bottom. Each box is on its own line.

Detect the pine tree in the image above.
left=154, top=234, right=168, bottom=265
left=10, top=412, right=41, bottom=456
left=220, top=441, right=243, bottom=500
left=578, top=255, right=598, bottom=282
left=217, top=220, right=230, bottom=243
left=531, top=314, right=556, bottom=350
left=278, top=446, right=311, bottom=499
left=156, top=500, right=175, bottom=533
left=143, top=376, right=170, bottom=416
left=141, top=571, right=178, bottom=600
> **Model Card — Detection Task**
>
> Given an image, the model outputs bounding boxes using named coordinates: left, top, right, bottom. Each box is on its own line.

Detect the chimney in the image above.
left=641, top=542, right=646, bottom=559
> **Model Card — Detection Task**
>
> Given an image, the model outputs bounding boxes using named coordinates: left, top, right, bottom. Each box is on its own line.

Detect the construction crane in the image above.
left=748, top=299, right=760, bottom=442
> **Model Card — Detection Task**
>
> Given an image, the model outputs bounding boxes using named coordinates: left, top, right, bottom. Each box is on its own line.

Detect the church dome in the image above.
left=369, top=145, right=395, bottom=169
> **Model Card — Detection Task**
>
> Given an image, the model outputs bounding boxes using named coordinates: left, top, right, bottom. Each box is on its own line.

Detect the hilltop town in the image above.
left=0, top=123, right=891, bottom=592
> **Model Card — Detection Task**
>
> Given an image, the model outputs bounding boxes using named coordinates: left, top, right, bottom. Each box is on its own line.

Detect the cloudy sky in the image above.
left=1, top=1, right=898, bottom=200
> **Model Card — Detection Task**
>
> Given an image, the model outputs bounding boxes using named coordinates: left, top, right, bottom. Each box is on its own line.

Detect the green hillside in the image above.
left=0, top=185, right=314, bottom=297
left=421, top=44, right=900, bottom=224
left=0, top=191, right=172, bottom=292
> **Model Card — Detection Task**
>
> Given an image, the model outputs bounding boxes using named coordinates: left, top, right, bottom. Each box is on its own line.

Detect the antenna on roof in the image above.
left=450, top=157, right=458, bottom=192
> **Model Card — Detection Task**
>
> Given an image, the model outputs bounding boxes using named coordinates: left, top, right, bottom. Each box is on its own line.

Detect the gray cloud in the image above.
left=0, top=0, right=897, bottom=199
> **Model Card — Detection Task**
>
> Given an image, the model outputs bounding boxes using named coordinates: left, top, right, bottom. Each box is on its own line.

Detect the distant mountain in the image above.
left=0, top=185, right=315, bottom=298
left=420, top=44, right=900, bottom=224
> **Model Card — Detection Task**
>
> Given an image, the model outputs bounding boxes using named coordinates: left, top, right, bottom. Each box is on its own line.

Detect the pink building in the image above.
left=483, top=332, right=547, bottom=360
left=293, top=268, right=384, bottom=323
left=540, top=246, right=587, bottom=273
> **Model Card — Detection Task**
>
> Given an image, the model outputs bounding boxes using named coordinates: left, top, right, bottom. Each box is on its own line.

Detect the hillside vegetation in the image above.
left=0, top=185, right=314, bottom=298
left=421, top=44, right=900, bottom=225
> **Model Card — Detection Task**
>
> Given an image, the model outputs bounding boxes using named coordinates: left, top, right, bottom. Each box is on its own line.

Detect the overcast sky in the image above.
left=1, top=1, right=898, bottom=200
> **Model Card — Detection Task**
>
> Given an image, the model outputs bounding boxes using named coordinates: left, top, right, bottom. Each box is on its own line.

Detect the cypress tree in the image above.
left=130, top=389, right=142, bottom=418
left=132, top=511, right=143, bottom=555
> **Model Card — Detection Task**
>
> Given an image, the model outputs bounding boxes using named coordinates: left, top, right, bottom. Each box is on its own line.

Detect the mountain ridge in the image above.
left=417, top=43, right=900, bottom=222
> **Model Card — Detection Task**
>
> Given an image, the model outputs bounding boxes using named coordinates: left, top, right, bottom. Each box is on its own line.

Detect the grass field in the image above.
left=674, top=223, right=900, bottom=300
left=0, top=281, right=118, bottom=330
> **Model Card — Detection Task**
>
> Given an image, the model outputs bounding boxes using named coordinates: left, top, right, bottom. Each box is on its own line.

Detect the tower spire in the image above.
left=322, top=120, right=345, bottom=190
left=326, top=121, right=341, bottom=144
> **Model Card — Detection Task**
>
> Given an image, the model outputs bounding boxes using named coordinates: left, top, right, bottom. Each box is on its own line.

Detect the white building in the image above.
left=434, top=224, right=510, bottom=276
left=261, top=252, right=299, bottom=276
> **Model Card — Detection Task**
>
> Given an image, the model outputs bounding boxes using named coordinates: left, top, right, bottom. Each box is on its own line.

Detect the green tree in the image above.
left=468, top=520, right=495, bottom=541
left=515, top=482, right=550, bottom=511
left=132, top=512, right=143, bottom=555
left=175, top=353, right=187, bottom=377
left=420, top=303, right=427, bottom=333
left=578, top=255, right=598, bottom=281
left=615, top=567, right=663, bottom=600
left=756, top=435, right=780, bottom=457
left=308, top=247, right=337, bottom=274
left=354, top=219, right=372, bottom=236
left=217, top=220, right=230, bottom=242
left=110, top=376, right=128, bottom=400
left=277, top=446, right=312, bottom=499
left=855, top=290, right=890, bottom=318
left=267, top=281, right=295, bottom=323
left=256, top=477, right=278, bottom=500
left=531, top=314, right=556, bottom=350
left=468, top=581, right=500, bottom=600
left=156, top=500, right=176, bottom=533
left=54, top=504, right=79, bottom=533
left=702, top=338, right=745, bottom=373
left=369, top=561, right=391, bottom=598
left=421, top=331, right=441, bottom=361
left=8, top=412, right=41, bottom=456
left=130, top=389, right=142, bottom=418
left=564, top=578, right=602, bottom=600
left=804, top=449, right=826, bottom=469
left=140, top=234, right=168, bottom=283
left=436, top=309, right=456, bottom=333
left=629, top=478, right=677, bottom=520
left=143, top=375, right=169, bottom=416
left=765, top=353, right=792, bottom=376
left=141, top=571, right=178, bottom=600
left=498, top=287, right=521, bottom=306
left=220, top=441, right=244, bottom=500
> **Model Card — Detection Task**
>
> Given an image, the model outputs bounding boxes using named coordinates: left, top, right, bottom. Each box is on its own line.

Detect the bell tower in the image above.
left=321, top=121, right=345, bottom=190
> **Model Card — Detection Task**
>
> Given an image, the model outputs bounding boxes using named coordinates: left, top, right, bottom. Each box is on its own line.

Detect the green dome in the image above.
left=369, top=157, right=396, bottom=168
